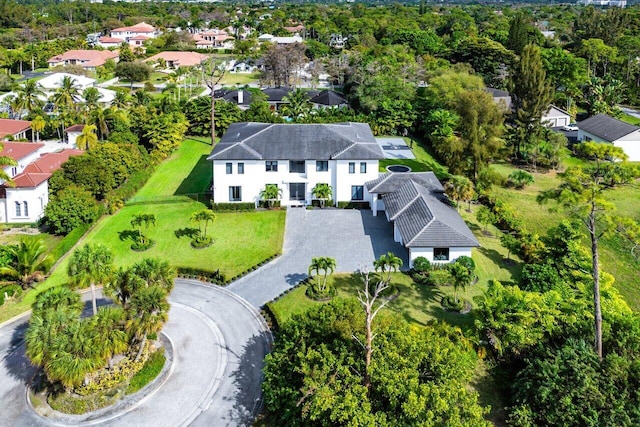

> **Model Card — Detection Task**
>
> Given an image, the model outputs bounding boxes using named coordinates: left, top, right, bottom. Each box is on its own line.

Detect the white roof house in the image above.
left=37, top=73, right=96, bottom=91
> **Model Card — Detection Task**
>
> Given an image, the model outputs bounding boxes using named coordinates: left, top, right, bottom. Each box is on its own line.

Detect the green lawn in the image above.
left=379, top=136, right=449, bottom=178
left=135, top=137, right=212, bottom=198
left=220, top=72, right=260, bottom=86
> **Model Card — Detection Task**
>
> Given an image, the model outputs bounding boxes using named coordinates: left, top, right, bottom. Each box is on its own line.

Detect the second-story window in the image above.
left=226, top=163, right=232, bottom=174
left=348, top=162, right=355, bottom=174
left=289, top=160, right=305, bottom=173
left=316, top=161, right=328, bottom=172
left=266, top=161, right=278, bottom=172
left=360, top=162, right=367, bottom=173
left=238, top=163, right=244, bottom=174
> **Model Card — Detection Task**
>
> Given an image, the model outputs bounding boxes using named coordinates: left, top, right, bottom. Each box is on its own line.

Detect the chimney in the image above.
left=237, top=90, right=244, bottom=105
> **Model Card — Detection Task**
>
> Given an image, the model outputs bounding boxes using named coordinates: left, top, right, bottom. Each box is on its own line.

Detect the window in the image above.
left=316, top=161, right=328, bottom=172
left=229, top=186, right=242, bottom=201
left=433, top=248, right=450, bottom=261
left=226, top=163, right=232, bottom=174
left=360, top=162, right=367, bottom=173
left=289, top=160, right=305, bottom=173
left=23, top=201, right=28, bottom=217
left=266, top=161, right=278, bottom=172
left=14, top=202, right=20, bottom=217
left=11, top=167, right=17, bottom=176
left=238, top=163, right=244, bottom=174
left=289, top=183, right=306, bottom=201
left=348, top=162, right=355, bottom=174
left=351, top=185, right=364, bottom=201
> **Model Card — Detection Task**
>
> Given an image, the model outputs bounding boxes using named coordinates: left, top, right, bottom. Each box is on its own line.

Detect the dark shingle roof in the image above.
left=365, top=172, right=444, bottom=194
left=208, top=122, right=384, bottom=161
left=579, top=114, right=640, bottom=142
left=262, top=87, right=292, bottom=102
left=310, top=90, right=348, bottom=106
left=222, top=89, right=252, bottom=105
left=370, top=175, right=479, bottom=248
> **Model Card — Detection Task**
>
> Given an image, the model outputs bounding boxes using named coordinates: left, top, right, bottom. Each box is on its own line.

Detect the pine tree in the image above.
left=506, top=12, right=531, bottom=55
left=509, top=43, right=554, bottom=160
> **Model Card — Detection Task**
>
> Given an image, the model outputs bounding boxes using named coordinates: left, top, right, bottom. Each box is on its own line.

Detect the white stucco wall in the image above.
left=578, top=129, right=640, bottom=161
left=3, top=182, right=48, bottom=223
left=408, top=247, right=473, bottom=268
left=2, top=150, right=41, bottom=179
left=212, top=158, right=379, bottom=206
left=542, top=108, right=570, bottom=128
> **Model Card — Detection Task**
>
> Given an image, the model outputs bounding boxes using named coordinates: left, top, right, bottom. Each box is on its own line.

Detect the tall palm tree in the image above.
left=30, top=115, right=46, bottom=143
left=190, top=210, right=216, bottom=240
left=0, top=142, right=17, bottom=184
left=67, top=244, right=114, bottom=316
left=128, top=258, right=175, bottom=293
left=111, top=90, right=130, bottom=109
left=130, top=213, right=156, bottom=244
left=32, top=286, right=82, bottom=315
left=89, top=107, right=109, bottom=141
left=92, top=306, right=127, bottom=369
left=105, top=267, right=146, bottom=308
left=82, top=87, right=103, bottom=112
left=0, top=237, right=54, bottom=289
left=308, top=257, right=337, bottom=292
left=127, top=285, right=169, bottom=361
left=281, top=88, right=311, bottom=121
left=15, top=79, right=44, bottom=116
left=373, top=252, right=403, bottom=283
left=52, top=75, right=80, bottom=112
left=76, top=124, right=99, bottom=150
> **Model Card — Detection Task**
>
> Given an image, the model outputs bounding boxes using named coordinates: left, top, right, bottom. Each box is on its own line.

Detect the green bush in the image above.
left=50, top=223, right=91, bottom=261
left=105, top=167, right=154, bottom=213
left=131, top=238, right=155, bottom=251
left=441, top=295, right=464, bottom=312
left=176, top=267, right=226, bottom=284
left=454, top=256, right=475, bottom=275
left=210, top=202, right=255, bottom=212
left=311, top=199, right=335, bottom=208
left=337, top=201, right=370, bottom=209
left=305, top=280, right=337, bottom=300
left=412, top=256, right=431, bottom=273
left=126, top=350, right=166, bottom=395
left=258, top=200, right=281, bottom=209
left=426, top=268, right=452, bottom=286
left=190, top=235, right=213, bottom=248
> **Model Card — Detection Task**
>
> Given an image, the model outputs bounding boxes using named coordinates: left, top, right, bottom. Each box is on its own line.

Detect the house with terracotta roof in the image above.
left=193, top=30, right=234, bottom=50
left=0, top=119, right=32, bottom=141
left=97, top=36, right=124, bottom=49
left=48, top=50, right=119, bottom=71
left=0, top=143, right=82, bottom=223
left=110, top=22, right=158, bottom=41
left=146, top=51, right=209, bottom=69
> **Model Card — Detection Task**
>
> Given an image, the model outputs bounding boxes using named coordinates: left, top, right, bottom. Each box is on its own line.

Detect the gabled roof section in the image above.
left=0, top=142, right=43, bottom=161
left=366, top=172, right=445, bottom=194
left=262, top=87, right=292, bottom=102
left=578, top=114, right=640, bottom=142
left=8, top=149, right=83, bottom=188
left=310, top=90, right=348, bottom=106
left=208, top=122, right=384, bottom=161
left=0, top=119, right=32, bottom=139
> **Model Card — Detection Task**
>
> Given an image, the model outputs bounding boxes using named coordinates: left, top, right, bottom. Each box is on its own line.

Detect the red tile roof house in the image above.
left=0, top=119, right=32, bottom=141
left=110, top=22, right=158, bottom=41
left=0, top=143, right=83, bottom=223
left=47, top=50, right=119, bottom=71
left=146, top=51, right=209, bottom=68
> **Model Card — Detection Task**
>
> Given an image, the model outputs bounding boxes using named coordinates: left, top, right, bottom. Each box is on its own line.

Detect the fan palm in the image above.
left=67, top=244, right=114, bottom=316
left=0, top=237, right=54, bottom=288
left=127, top=285, right=169, bottom=361
left=128, top=258, right=176, bottom=293
left=32, top=286, right=82, bottom=316
left=93, top=306, right=128, bottom=369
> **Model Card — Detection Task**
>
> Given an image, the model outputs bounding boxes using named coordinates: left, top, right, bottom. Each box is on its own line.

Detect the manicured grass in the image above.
left=378, top=137, right=449, bottom=178
left=0, top=229, right=61, bottom=252
left=220, top=72, right=260, bottom=86
left=126, top=350, right=166, bottom=394
left=135, top=137, right=212, bottom=198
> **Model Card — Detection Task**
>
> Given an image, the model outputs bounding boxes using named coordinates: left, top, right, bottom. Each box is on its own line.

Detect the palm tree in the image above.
left=89, top=107, right=109, bottom=141
left=373, top=252, right=403, bottom=283
left=0, top=237, right=54, bottom=289
left=32, top=286, right=82, bottom=315
left=444, top=175, right=475, bottom=211
left=131, top=213, right=156, bottom=244
left=260, top=184, right=283, bottom=208
left=92, top=306, right=127, bottom=369
left=67, top=244, right=114, bottom=316
left=127, top=285, right=169, bottom=361
left=111, top=90, right=130, bottom=109
left=311, top=183, right=333, bottom=208
left=30, top=115, right=46, bottom=143
left=0, top=142, right=17, bottom=184
left=105, top=267, right=146, bottom=308
left=15, top=79, right=44, bottom=116
left=52, top=75, right=80, bottom=112
left=128, top=258, right=175, bottom=294
left=449, top=262, right=473, bottom=304
left=76, top=124, right=99, bottom=150
left=190, top=210, right=216, bottom=240
left=82, top=87, right=103, bottom=112
left=308, top=257, right=337, bottom=292
left=281, top=88, right=311, bottom=121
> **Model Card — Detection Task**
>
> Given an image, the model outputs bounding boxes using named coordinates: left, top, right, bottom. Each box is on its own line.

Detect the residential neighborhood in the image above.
left=0, top=1, right=639, bottom=426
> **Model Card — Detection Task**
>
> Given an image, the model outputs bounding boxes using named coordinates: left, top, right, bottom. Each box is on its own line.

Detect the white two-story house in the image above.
left=208, top=122, right=384, bottom=207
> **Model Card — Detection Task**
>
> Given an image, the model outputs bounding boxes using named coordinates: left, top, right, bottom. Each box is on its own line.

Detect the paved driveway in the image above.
left=0, top=280, right=269, bottom=427
left=227, top=208, right=408, bottom=308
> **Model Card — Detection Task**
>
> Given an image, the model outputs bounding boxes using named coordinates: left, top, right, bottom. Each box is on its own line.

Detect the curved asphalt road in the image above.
left=0, top=280, right=270, bottom=426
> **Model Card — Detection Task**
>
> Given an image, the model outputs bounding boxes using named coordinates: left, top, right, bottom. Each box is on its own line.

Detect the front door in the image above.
left=289, top=183, right=306, bottom=202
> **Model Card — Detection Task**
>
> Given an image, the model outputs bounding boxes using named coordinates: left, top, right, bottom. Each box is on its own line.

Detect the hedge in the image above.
left=105, top=167, right=155, bottom=214
left=337, top=201, right=370, bottom=210
left=176, top=267, right=226, bottom=284
left=50, top=223, right=92, bottom=262
left=210, top=202, right=255, bottom=212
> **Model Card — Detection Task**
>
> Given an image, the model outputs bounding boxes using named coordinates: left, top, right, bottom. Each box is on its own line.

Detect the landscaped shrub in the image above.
left=305, top=280, right=337, bottom=300
left=426, top=268, right=452, bottom=286
left=211, top=202, right=255, bottom=212
left=50, top=223, right=92, bottom=261
left=337, top=201, right=370, bottom=209
left=441, top=295, right=465, bottom=312
left=258, top=200, right=281, bottom=209
left=126, top=350, right=166, bottom=395
left=455, top=256, right=475, bottom=276
left=190, top=235, right=212, bottom=249
left=176, top=267, right=226, bottom=284
left=507, top=170, right=535, bottom=189
left=311, top=199, right=335, bottom=208
left=105, top=168, right=154, bottom=213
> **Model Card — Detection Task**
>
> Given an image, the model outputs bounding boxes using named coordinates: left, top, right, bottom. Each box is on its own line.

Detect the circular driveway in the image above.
left=0, top=280, right=270, bottom=426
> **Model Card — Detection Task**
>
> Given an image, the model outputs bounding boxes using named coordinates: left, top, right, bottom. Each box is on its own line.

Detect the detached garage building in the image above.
left=578, top=114, right=640, bottom=161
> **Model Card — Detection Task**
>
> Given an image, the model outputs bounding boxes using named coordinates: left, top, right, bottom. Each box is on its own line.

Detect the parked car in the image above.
left=562, top=123, right=579, bottom=131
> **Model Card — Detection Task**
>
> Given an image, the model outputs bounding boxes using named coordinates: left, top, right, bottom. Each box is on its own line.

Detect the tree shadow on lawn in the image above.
left=173, top=155, right=212, bottom=195
left=227, top=331, right=271, bottom=425
left=174, top=227, right=199, bottom=239
left=478, top=247, right=522, bottom=283
left=118, top=229, right=140, bottom=242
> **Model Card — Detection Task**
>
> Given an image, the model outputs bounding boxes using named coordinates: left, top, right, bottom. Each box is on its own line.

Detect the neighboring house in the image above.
left=208, top=122, right=384, bottom=206
left=47, top=50, right=119, bottom=71
left=0, top=119, right=32, bottom=141
left=309, top=90, right=349, bottom=109
left=218, top=89, right=252, bottom=110
left=110, top=22, right=158, bottom=41
left=64, top=124, right=85, bottom=147
left=193, top=30, right=234, bottom=50
left=146, top=51, right=209, bottom=68
left=257, top=34, right=303, bottom=44
left=486, top=87, right=512, bottom=112
left=578, top=114, right=640, bottom=161
left=0, top=147, right=83, bottom=223
left=366, top=172, right=480, bottom=267
left=36, top=73, right=116, bottom=107
left=97, top=36, right=124, bottom=49
left=261, top=87, right=292, bottom=111
left=542, top=105, right=572, bottom=128
left=230, top=61, right=256, bottom=73
left=329, top=34, right=347, bottom=49
left=283, top=24, right=304, bottom=34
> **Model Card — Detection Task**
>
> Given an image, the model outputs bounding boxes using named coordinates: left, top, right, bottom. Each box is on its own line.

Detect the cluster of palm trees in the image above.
left=190, top=209, right=216, bottom=246
left=25, top=244, right=174, bottom=391
left=130, top=213, right=157, bottom=249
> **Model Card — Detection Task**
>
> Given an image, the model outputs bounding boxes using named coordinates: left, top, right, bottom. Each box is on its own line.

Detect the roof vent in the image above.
left=236, top=133, right=241, bottom=138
